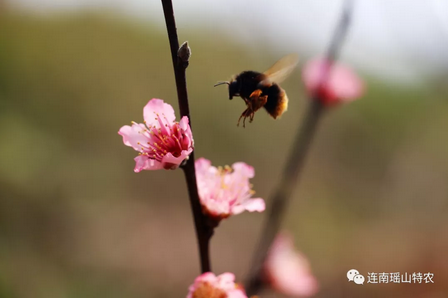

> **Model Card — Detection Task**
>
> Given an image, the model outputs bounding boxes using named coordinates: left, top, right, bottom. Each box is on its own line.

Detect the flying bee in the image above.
left=214, top=53, right=299, bottom=127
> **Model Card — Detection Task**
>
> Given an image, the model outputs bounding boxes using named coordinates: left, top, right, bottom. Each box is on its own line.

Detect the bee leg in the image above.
left=249, top=90, right=267, bottom=110
left=237, top=108, right=251, bottom=127
left=237, top=109, right=246, bottom=127
left=249, top=89, right=263, bottom=101
left=249, top=112, right=255, bottom=123
left=248, top=95, right=268, bottom=123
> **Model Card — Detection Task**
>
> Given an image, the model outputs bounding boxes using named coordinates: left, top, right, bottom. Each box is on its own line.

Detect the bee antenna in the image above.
left=214, top=81, right=230, bottom=87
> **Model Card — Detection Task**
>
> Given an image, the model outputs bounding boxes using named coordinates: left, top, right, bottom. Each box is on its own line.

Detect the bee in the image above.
left=214, top=54, right=299, bottom=127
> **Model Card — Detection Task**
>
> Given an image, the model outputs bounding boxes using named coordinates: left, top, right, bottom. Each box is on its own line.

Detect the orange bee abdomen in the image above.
left=262, top=84, right=288, bottom=119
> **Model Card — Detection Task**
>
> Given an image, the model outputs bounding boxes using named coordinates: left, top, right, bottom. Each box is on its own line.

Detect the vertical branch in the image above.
left=245, top=0, right=355, bottom=295
left=326, top=0, right=354, bottom=62
left=161, top=0, right=212, bottom=273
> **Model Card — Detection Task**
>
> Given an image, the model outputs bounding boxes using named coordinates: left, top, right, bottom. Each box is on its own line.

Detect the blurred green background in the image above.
left=1, top=6, right=448, bottom=298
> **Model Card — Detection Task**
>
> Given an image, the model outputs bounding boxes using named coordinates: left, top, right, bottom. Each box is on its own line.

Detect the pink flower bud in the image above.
left=187, top=272, right=247, bottom=298
left=118, top=98, right=194, bottom=172
left=195, top=158, right=265, bottom=221
left=302, top=58, right=364, bottom=105
left=264, top=233, right=319, bottom=297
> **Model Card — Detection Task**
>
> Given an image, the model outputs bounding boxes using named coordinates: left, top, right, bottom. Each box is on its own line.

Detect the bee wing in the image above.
left=263, top=53, right=299, bottom=84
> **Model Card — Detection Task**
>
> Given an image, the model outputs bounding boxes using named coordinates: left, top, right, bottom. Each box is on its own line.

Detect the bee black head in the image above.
left=214, top=80, right=239, bottom=100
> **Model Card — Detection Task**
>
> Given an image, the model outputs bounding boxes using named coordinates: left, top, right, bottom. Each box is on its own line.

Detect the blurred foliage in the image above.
left=0, top=10, right=448, bottom=298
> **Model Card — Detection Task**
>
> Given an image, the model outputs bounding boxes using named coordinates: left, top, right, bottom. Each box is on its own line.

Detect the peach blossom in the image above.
left=119, top=98, right=193, bottom=172
left=264, top=233, right=318, bottom=297
left=195, top=158, right=265, bottom=220
left=187, top=272, right=247, bottom=298
left=302, top=58, right=364, bottom=105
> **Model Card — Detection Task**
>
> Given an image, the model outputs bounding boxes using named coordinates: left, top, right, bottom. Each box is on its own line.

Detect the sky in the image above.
left=9, top=0, right=448, bottom=84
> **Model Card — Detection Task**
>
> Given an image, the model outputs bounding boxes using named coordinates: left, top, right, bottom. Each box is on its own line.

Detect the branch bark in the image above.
left=161, top=0, right=212, bottom=274
left=244, top=0, right=355, bottom=295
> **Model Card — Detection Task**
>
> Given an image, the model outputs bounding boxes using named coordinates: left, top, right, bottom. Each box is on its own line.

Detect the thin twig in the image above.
left=161, top=0, right=212, bottom=273
left=245, top=0, right=355, bottom=295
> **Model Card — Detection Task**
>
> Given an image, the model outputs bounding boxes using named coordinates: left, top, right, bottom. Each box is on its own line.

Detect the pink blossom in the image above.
left=264, top=233, right=318, bottom=297
left=187, top=272, right=247, bottom=298
left=195, top=158, right=265, bottom=220
left=302, top=58, right=364, bottom=105
left=118, top=99, right=193, bottom=172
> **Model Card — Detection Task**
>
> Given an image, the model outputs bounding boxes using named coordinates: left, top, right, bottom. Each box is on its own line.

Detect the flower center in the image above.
left=137, top=112, right=190, bottom=162
left=192, top=282, right=227, bottom=298
left=217, top=165, right=233, bottom=189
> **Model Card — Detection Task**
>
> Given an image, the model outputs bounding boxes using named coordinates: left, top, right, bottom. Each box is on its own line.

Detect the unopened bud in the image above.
left=177, top=41, right=191, bottom=63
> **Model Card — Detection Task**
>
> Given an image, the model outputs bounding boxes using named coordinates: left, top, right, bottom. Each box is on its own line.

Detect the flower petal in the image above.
left=232, top=162, right=255, bottom=178
left=118, top=123, right=148, bottom=151
left=143, top=98, right=176, bottom=127
left=161, top=149, right=193, bottom=167
left=216, top=273, right=237, bottom=290
left=195, top=272, right=216, bottom=284
left=231, top=198, right=265, bottom=215
left=330, top=65, right=364, bottom=101
left=179, top=115, right=190, bottom=131
left=243, top=198, right=266, bottom=212
left=179, top=116, right=194, bottom=149
left=228, top=290, right=248, bottom=298
left=195, top=158, right=212, bottom=173
left=134, top=155, right=163, bottom=172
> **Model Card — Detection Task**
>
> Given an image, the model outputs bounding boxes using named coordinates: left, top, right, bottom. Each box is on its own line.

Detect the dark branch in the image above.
left=244, top=0, right=355, bottom=295
left=326, top=0, right=354, bottom=62
left=161, top=0, right=212, bottom=274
